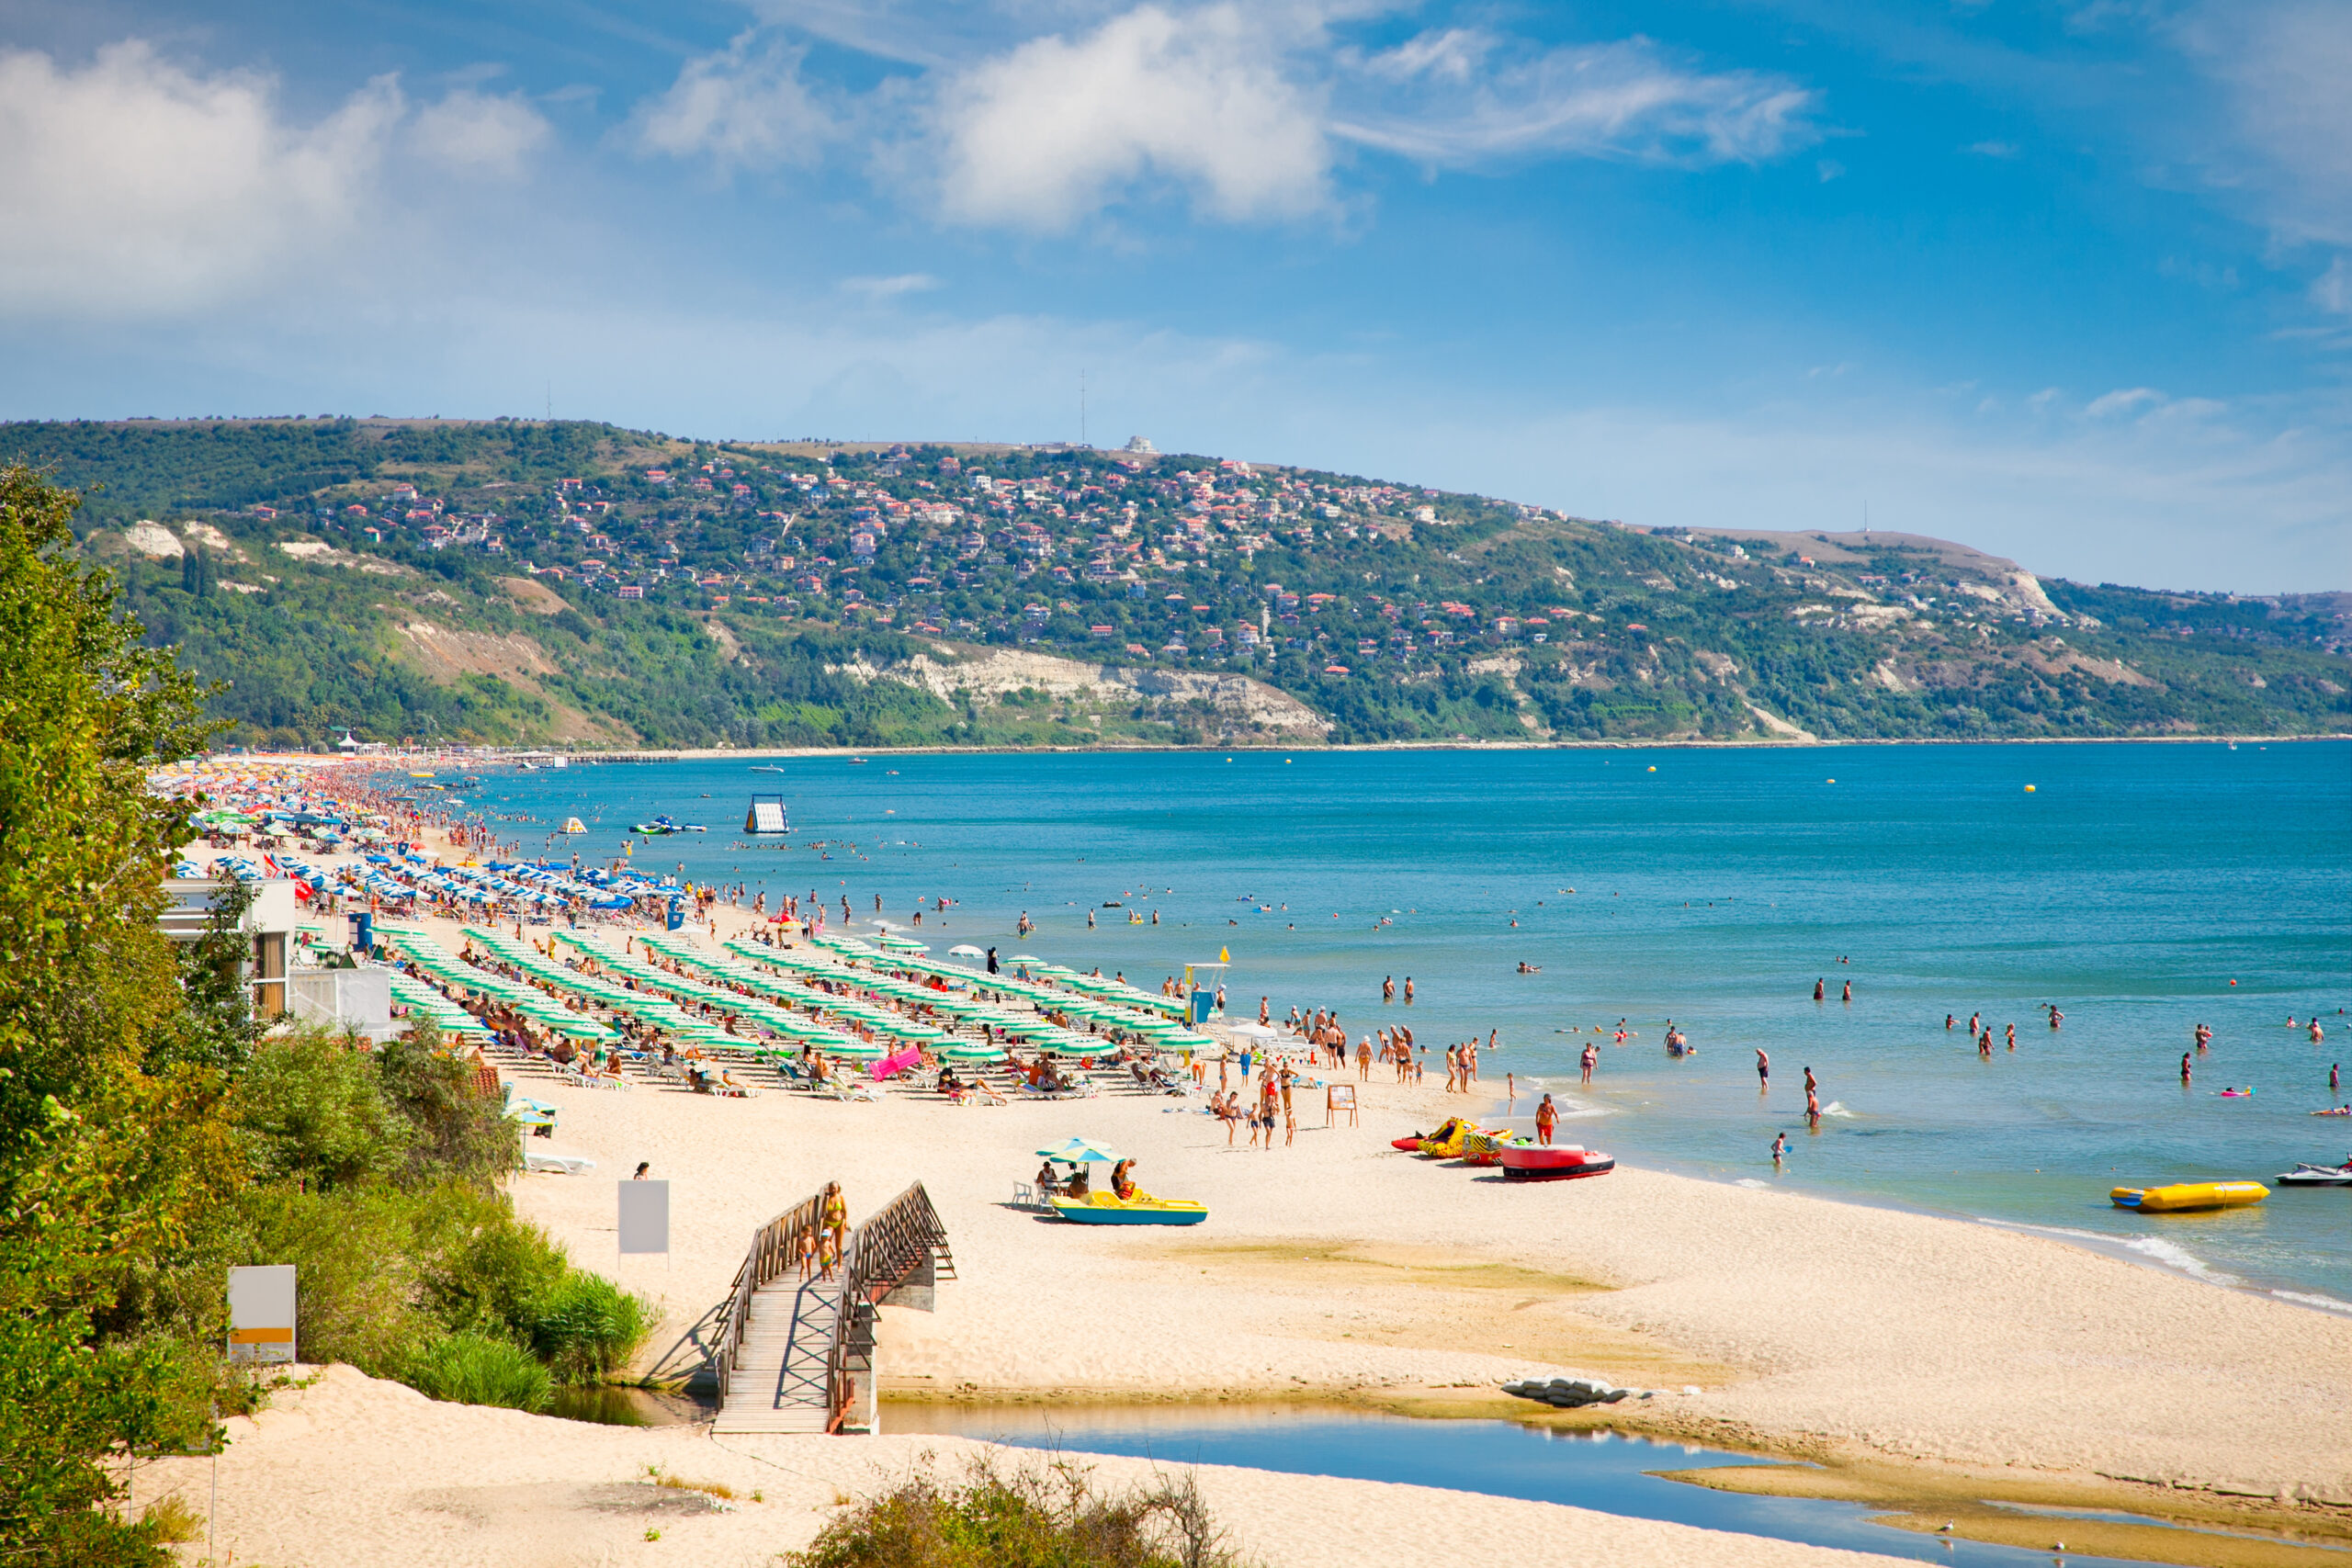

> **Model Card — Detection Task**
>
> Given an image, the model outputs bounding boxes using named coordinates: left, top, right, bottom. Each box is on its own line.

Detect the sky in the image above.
left=0, top=0, right=2346, bottom=592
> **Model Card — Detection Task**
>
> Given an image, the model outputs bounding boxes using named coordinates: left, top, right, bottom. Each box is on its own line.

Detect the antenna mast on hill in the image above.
left=1080, top=369, right=1089, bottom=448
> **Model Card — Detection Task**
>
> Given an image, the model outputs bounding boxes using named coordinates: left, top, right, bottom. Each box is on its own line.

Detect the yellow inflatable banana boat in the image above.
left=2110, top=1180, right=2267, bottom=1213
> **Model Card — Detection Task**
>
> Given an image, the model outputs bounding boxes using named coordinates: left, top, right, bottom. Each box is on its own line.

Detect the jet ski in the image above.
left=2275, top=1159, right=2352, bottom=1187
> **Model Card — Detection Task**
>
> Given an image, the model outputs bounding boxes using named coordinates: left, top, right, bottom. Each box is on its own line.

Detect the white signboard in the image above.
left=227, top=1265, right=297, bottom=1364
left=618, top=1180, right=670, bottom=1256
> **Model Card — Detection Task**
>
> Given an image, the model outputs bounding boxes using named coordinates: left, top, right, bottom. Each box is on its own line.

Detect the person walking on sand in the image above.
left=1536, top=1093, right=1558, bottom=1145
left=1756, top=1048, right=1770, bottom=1089
left=1358, top=1036, right=1373, bottom=1079
left=1580, top=1043, right=1598, bottom=1085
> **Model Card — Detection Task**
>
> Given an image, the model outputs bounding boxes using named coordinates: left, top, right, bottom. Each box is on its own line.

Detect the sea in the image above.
left=436, top=739, right=2352, bottom=1310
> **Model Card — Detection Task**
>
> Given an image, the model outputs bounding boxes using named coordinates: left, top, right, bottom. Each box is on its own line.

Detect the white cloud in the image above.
left=633, top=29, right=837, bottom=170
left=0, top=41, right=400, bottom=316
left=1965, top=140, right=2019, bottom=157
left=2165, top=1, right=2352, bottom=247
left=2312, top=255, right=2352, bottom=317
left=1331, top=32, right=1820, bottom=166
left=2085, top=386, right=2163, bottom=417
left=840, top=273, right=942, bottom=299
left=413, top=88, right=550, bottom=178
left=933, top=5, right=1330, bottom=230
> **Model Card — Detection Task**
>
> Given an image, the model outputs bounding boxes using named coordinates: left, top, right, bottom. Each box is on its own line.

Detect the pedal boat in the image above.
left=1052, top=1190, right=1208, bottom=1225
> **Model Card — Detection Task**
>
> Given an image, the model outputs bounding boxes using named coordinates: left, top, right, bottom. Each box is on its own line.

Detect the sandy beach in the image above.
left=150, top=803, right=2352, bottom=1566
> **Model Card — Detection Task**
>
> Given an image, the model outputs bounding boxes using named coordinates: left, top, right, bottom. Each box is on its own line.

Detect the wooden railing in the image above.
left=711, top=1189, right=828, bottom=1409
left=825, top=1181, right=954, bottom=1431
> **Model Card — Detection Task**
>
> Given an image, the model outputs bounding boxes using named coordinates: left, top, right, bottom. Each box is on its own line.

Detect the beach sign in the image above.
left=226, top=1264, right=297, bottom=1364
left=618, top=1179, right=671, bottom=1257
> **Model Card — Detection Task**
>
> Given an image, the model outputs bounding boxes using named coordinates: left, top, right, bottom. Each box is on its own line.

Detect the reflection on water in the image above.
left=888, top=1403, right=2189, bottom=1568
left=547, top=1384, right=715, bottom=1427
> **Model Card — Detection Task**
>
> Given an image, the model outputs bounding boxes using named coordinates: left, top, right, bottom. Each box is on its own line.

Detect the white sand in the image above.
left=142, top=1363, right=1917, bottom=1568
left=509, top=1033, right=2351, bottom=1499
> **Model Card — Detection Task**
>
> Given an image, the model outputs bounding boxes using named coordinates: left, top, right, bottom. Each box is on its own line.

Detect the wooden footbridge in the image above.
left=709, top=1182, right=953, bottom=1435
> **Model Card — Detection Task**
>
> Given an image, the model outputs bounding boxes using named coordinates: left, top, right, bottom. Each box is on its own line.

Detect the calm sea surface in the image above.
left=449, top=740, right=2352, bottom=1306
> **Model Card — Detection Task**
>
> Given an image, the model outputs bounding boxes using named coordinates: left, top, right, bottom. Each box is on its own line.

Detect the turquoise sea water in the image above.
left=450, top=740, right=2352, bottom=1306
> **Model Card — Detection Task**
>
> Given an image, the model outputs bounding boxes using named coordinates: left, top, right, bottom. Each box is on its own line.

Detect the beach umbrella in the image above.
left=1035, top=1136, right=1119, bottom=1164
left=947, top=944, right=985, bottom=957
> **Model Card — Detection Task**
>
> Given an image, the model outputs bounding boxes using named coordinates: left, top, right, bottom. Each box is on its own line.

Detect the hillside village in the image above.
left=14, top=417, right=2349, bottom=749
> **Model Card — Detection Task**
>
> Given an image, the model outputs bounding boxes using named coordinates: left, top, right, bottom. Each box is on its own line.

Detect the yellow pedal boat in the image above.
left=1052, top=1190, right=1208, bottom=1225
left=2110, top=1180, right=2267, bottom=1213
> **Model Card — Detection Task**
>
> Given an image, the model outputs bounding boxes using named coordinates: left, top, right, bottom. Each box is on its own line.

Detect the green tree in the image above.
left=0, top=464, right=225, bottom=1566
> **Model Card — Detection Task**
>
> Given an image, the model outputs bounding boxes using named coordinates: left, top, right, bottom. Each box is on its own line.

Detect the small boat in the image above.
left=1501, top=1145, right=1616, bottom=1182
left=1052, top=1191, right=1207, bottom=1225
left=2276, top=1161, right=2352, bottom=1187
left=2110, top=1180, right=2268, bottom=1212
left=848, top=757, right=868, bottom=764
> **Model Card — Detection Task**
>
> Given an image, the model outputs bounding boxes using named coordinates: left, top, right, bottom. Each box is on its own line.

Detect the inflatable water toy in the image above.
left=1460, top=1129, right=1534, bottom=1166
left=2276, top=1160, right=2352, bottom=1188
left=2312, top=1107, right=2350, bottom=1117
left=2110, top=1181, right=2267, bottom=1212
left=1415, top=1119, right=1484, bottom=1158
left=1501, top=1145, right=1617, bottom=1182
left=2218, top=1088, right=2255, bottom=1098
left=1052, top=1191, right=1207, bottom=1225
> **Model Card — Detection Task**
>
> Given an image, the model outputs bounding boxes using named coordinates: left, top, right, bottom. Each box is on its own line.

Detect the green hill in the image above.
left=11, top=416, right=2346, bottom=748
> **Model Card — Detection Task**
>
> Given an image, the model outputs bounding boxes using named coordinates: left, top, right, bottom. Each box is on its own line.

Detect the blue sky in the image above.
left=0, top=0, right=2345, bottom=592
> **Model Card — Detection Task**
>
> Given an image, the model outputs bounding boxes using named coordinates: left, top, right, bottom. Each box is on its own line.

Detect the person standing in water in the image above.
left=2005, top=1022, right=2017, bottom=1052
left=1403, top=976, right=1415, bottom=1004
left=2194, top=1021, right=2211, bottom=1053
left=1383, top=975, right=1396, bottom=1003
left=1814, top=978, right=1826, bottom=1001
left=2181, top=1052, right=2194, bottom=1087
left=1803, top=1065, right=1817, bottom=1099
left=1969, top=1011, right=1982, bottom=1037
left=1841, top=978, right=1852, bottom=1004
left=1756, top=1048, right=1770, bottom=1089
left=1579, top=1043, right=1597, bottom=1085
left=1771, top=1132, right=1789, bottom=1168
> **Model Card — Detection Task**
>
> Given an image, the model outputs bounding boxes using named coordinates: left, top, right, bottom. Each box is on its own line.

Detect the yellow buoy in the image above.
left=2025, top=784, right=2036, bottom=793
left=1646, top=765, right=1657, bottom=773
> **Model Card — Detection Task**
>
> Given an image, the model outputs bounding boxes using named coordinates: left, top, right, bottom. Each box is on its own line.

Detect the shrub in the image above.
left=232, top=1186, right=436, bottom=1377
left=234, top=1027, right=413, bottom=1190
left=788, top=1457, right=1243, bottom=1568
left=374, top=1030, right=517, bottom=1190
left=413, top=1187, right=571, bottom=1340
left=527, top=1269, right=651, bottom=1384
left=403, top=1333, right=550, bottom=1412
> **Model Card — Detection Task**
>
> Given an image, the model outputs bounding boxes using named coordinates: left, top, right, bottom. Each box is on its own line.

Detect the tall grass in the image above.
left=789, top=1457, right=1245, bottom=1568
left=403, top=1333, right=552, bottom=1412
left=528, top=1269, right=651, bottom=1383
